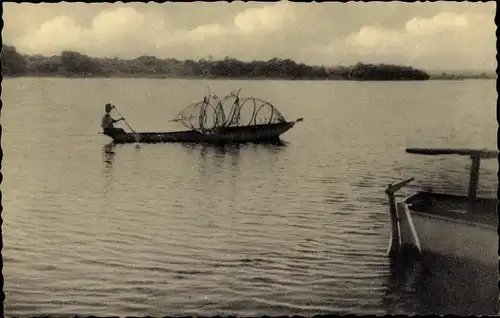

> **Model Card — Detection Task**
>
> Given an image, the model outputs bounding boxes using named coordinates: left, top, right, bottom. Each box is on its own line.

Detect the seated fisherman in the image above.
left=102, top=103, right=126, bottom=136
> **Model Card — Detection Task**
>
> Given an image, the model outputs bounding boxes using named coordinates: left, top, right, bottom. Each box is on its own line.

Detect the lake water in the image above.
left=1, top=78, right=497, bottom=316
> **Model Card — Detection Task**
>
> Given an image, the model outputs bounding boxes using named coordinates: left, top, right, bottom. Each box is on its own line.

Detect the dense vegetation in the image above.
left=1, top=44, right=433, bottom=81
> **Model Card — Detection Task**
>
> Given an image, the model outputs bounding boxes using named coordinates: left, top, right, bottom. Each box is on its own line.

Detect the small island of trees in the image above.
left=2, top=44, right=433, bottom=81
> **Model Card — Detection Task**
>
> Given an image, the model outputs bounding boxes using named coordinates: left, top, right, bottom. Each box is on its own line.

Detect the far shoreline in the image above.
left=2, top=45, right=433, bottom=81
left=3, top=44, right=495, bottom=82
left=3, top=73, right=495, bottom=81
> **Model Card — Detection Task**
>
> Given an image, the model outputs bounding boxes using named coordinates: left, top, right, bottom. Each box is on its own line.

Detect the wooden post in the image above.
left=468, top=153, right=481, bottom=208
left=385, top=178, right=414, bottom=257
left=387, top=187, right=401, bottom=256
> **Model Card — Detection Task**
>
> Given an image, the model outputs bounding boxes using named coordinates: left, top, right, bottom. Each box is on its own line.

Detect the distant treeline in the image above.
left=2, top=44, right=433, bottom=81
left=430, top=72, right=494, bottom=80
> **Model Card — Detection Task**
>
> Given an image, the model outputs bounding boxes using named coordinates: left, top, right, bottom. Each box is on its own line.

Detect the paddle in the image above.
left=111, top=105, right=140, bottom=143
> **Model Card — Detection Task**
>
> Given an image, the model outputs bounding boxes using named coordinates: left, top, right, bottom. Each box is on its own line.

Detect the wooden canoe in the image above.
left=103, top=120, right=299, bottom=144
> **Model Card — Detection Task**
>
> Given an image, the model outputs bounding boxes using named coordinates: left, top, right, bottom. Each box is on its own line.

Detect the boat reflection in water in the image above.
left=383, top=251, right=499, bottom=315
left=185, top=140, right=288, bottom=175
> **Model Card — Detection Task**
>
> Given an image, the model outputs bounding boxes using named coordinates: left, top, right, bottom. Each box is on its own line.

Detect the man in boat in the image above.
left=102, top=103, right=126, bottom=136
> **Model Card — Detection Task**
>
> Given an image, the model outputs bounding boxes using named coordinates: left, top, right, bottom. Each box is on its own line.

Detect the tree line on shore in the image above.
left=2, top=44, right=432, bottom=81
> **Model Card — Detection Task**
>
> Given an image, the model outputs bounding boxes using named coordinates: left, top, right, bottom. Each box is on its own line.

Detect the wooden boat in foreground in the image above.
left=385, top=148, right=498, bottom=267
left=103, top=89, right=303, bottom=144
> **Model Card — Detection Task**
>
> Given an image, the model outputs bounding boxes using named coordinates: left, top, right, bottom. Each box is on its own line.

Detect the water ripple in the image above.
left=3, top=78, right=497, bottom=316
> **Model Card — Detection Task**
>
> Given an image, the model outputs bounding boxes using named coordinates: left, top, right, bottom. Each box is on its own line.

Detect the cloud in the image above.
left=12, top=2, right=297, bottom=59
left=345, top=12, right=473, bottom=50
left=233, top=1, right=296, bottom=34
left=405, top=11, right=468, bottom=35
left=90, top=7, right=147, bottom=38
left=6, top=3, right=496, bottom=71
left=13, top=7, right=166, bottom=57
left=15, top=16, right=85, bottom=53
left=345, top=25, right=400, bottom=50
left=340, top=11, right=495, bottom=70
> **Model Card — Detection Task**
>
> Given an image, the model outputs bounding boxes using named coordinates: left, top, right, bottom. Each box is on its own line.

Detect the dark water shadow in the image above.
left=197, top=143, right=244, bottom=174
left=178, top=138, right=288, bottom=151
left=382, top=252, right=499, bottom=315
left=103, top=142, right=116, bottom=170
left=102, top=142, right=117, bottom=196
left=180, top=140, right=288, bottom=166
left=179, top=142, right=289, bottom=204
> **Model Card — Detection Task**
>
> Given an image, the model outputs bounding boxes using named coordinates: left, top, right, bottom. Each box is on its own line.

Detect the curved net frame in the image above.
left=171, top=89, right=287, bottom=133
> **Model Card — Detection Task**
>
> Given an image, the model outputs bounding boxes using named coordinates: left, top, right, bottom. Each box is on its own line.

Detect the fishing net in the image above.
left=171, top=89, right=287, bottom=133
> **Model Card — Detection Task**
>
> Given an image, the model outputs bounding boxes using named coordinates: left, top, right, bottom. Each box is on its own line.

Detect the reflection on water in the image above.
left=383, top=253, right=499, bottom=315
left=102, top=142, right=116, bottom=197
left=191, top=142, right=288, bottom=177
left=403, top=155, right=497, bottom=198
left=2, top=78, right=496, bottom=316
left=382, top=256, right=421, bottom=314
left=103, top=142, right=116, bottom=168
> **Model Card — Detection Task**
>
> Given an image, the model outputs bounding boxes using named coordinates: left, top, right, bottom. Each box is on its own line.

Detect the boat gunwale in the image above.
left=104, top=120, right=297, bottom=144
left=386, top=147, right=498, bottom=259
left=111, top=121, right=297, bottom=137
left=402, top=191, right=497, bottom=227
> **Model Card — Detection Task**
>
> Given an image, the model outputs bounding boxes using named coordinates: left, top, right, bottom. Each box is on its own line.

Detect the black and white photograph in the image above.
left=1, top=1, right=498, bottom=316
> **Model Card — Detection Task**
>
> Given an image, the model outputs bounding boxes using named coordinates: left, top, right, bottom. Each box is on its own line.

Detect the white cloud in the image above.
left=90, top=7, right=146, bottom=38
left=6, top=3, right=496, bottom=71
left=14, top=16, right=85, bottom=54
left=405, top=11, right=468, bottom=35
left=182, top=24, right=227, bottom=42
left=345, top=25, right=401, bottom=50
left=13, top=9, right=144, bottom=56
left=345, top=12, right=474, bottom=51
left=12, top=3, right=297, bottom=59
left=233, top=1, right=296, bottom=34
left=340, top=11, right=495, bottom=70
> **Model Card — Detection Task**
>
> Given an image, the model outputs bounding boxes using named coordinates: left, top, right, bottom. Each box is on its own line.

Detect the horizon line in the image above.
left=3, top=44, right=495, bottom=75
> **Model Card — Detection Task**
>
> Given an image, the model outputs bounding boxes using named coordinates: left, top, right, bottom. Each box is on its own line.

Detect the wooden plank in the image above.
left=386, top=177, right=414, bottom=194
left=386, top=178, right=415, bottom=257
left=386, top=188, right=401, bottom=256
left=406, top=148, right=497, bottom=159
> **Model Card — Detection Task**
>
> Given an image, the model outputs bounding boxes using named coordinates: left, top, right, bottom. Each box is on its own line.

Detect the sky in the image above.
left=2, top=1, right=497, bottom=72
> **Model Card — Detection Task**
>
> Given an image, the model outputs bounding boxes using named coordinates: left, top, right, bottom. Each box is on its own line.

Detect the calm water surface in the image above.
left=2, top=78, right=497, bottom=316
